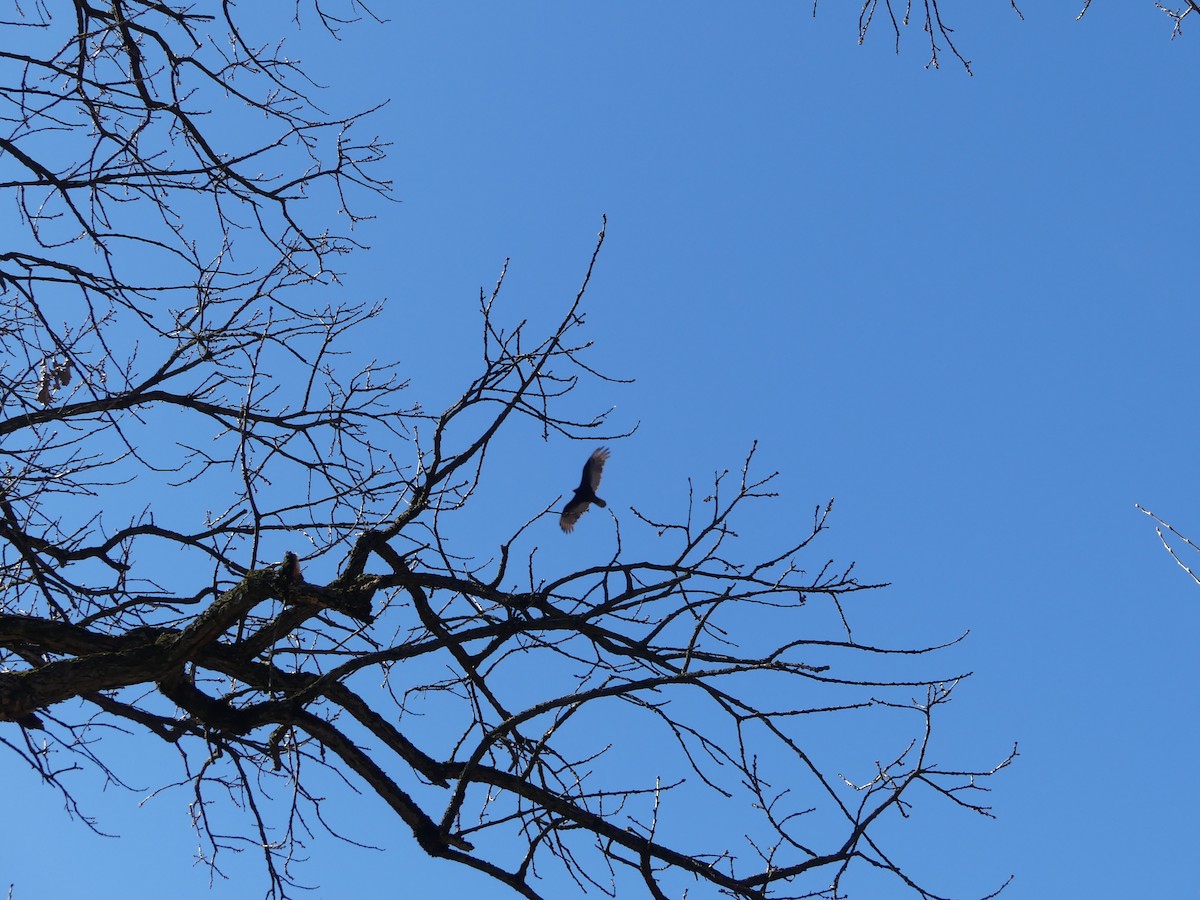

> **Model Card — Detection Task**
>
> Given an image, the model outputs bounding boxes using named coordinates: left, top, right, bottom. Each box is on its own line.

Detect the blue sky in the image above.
left=7, top=3, right=1200, bottom=899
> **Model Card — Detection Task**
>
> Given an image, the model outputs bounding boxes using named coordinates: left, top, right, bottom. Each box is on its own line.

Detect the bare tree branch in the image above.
left=0, top=5, right=1016, bottom=900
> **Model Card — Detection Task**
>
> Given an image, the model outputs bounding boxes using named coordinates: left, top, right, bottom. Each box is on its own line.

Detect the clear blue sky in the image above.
left=7, top=4, right=1199, bottom=899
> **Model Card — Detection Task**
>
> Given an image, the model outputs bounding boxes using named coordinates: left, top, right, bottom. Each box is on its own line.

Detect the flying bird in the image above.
left=560, top=447, right=611, bottom=533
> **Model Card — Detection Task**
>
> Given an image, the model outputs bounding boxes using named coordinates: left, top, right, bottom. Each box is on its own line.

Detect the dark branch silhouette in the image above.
left=1137, top=505, right=1200, bottom=586
left=0, top=5, right=1020, bottom=900
left=823, top=1, right=1191, bottom=74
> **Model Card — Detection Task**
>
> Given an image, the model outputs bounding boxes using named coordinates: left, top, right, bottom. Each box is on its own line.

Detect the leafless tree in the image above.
left=842, top=0, right=1199, bottom=74
left=1137, top=506, right=1200, bottom=587
left=1, top=4, right=1015, bottom=899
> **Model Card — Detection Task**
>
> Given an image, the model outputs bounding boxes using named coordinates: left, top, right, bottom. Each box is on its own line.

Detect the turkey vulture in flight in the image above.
left=560, top=448, right=610, bottom=533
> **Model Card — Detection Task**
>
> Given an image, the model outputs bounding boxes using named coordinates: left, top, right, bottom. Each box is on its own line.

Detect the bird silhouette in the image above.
left=560, top=448, right=610, bottom=533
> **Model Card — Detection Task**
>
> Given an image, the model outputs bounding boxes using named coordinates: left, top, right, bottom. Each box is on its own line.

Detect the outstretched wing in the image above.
left=582, top=447, right=610, bottom=492
left=559, top=495, right=590, bottom=533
